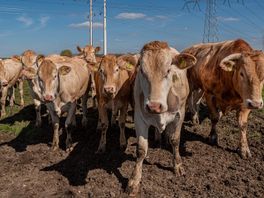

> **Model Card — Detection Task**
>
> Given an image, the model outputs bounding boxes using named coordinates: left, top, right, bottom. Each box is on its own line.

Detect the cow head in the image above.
left=37, top=57, right=71, bottom=102
left=139, top=41, right=196, bottom=114
left=77, top=45, right=100, bottom=65
left=220, top=51, right=264, bottom=109
left=0, top=60, right=7, bottom=90
left=20, top=50, right=39, bottom=80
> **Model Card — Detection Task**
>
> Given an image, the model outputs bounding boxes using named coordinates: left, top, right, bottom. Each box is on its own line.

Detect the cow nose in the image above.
left=44, top=94, right=54, bottom=101
left=1, top=80, right=8, bottom=87
left=146, top=102, right=162, bottom=113
left=247, top=100, right=263, bottom=109
left=104, top=86, right=115, bottom=94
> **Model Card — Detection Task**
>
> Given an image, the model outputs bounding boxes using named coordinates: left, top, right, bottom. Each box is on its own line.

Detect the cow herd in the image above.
left=0, top=39, right=263, bottom=196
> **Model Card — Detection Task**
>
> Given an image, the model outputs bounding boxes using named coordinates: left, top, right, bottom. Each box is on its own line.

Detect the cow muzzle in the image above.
left=0, top=80, right=8, bottom=87
left=146, top=102, right=162, bottom=114
left=104, top=86, right=116, bottom=96
left=246, top=99, right=263, bottom=109
left=44, top=94, right=55, bottom=102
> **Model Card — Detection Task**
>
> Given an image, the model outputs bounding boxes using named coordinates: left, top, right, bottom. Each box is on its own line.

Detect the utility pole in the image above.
left=203, top=0, right=218, bottom=43
left=103, top=0, right=107, bottom=55
left=89, top=0, right=93, bottom=45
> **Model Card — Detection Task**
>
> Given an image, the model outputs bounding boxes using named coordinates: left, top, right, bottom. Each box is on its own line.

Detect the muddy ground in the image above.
left=0, top=103, right=263, bottom=198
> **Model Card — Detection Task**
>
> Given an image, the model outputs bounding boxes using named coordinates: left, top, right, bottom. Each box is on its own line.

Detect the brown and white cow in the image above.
left=0, top=56, right=24, bottom=117
left=24, top=55, right=91, bottom=151
left=183, top=39, right=264, bottom=159
left=127, top=41, right=197, bottom=196
left=94, top=54, right=139, bottom=153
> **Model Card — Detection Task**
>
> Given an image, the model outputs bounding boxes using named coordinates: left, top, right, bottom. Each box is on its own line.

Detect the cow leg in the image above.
left=81, top=89, right=89, bottom=128
left=0, top=86, right=8, bottom=117
left=127, top=117, right=148, bottom=196
left=237, top=109, right=251, bottom=159
left=154, top=128, right=162, bottom=148
left=18, top=80, right=24, bottom=107
left=205, top=93, right=220, bottom=145
left=118, top=104, right=128, bottom=151
left=96, top=104, right=108, bottom=153
left=168, top=111, right=185, bottom=176
left=9, top=87, right=15, bottom=107
left=65, top=101, right=77, bottom=152
left=34, top=99, right=42, bottom=127
left=111, top=107, right=118, bottom=127
left=47, top=105, right=60, bottom=151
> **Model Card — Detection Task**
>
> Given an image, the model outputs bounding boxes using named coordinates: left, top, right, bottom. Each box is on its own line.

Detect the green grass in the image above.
left=0, top=82, right=34, bottom=135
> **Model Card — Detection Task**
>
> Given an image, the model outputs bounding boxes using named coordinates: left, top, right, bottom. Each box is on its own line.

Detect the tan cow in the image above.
left=20, top=50, right=43, bottom=126
left=94, top=54, right=139, bottom=153
left=127, top=41, right=197, bottom=196
left=0, top=56, right=24, bottom=117
left=77, top=45, right=101, bottom=107
left=183, top=39, right=264, bottom=159
left=24, top=55, right=91, bottom=151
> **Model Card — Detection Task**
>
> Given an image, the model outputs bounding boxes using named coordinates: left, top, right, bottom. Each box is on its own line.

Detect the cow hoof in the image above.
left=192, top=115, right=200, bottom=125
left=174, top=163, right=185, bottom=176
left=66, top=146, right=74, bottom=153
left=96, top=146, right=106, bottom=154
left=126, top=183, right=140, bottom=197
left=209, top=134, right=218, bottom=146
left=51, top=145, right=59, bottom=151
left=239, top=148, right=252, bottom=159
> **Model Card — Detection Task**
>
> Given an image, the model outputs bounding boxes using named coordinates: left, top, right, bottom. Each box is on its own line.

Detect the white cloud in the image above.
left=40, top=16, right=50, bottom=28
left=116, top=12, right=146, bottom=20
left=69, top=21, right=103, bottom=28
left=16, top=16, right=33, bottom=27
left=218, top=16, right=239, bottom=22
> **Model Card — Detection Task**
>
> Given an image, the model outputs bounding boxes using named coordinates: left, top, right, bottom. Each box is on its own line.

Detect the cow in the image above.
left=23, top=55, right=91, bottom=151
left=77, top=45, right=101, bottom=107
left=20, top=50, right=44, bottom=126
left=94, top=54, right=139, bottom=153
left=183, top=39, right=264, bottom=159
left=127, top=41, right=197, bottom=196
left=0, top=56, right=24, bottom=117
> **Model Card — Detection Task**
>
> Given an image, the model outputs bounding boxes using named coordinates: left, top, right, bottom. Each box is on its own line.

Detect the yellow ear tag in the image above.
left=179, top=59, right=186, bottom=69
left=172, top=74, right=178, bottom=83
left=126, top=63, right=133, bottom=70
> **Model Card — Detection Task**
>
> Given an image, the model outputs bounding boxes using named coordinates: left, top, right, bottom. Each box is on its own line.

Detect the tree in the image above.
left=60, top=49, right=73, bottom=57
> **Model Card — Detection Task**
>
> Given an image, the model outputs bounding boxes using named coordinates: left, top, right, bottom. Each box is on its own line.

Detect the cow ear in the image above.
left=12, top=55, right=21, bottom=62
left=172, top=53, right=197, bottom=69
left=95, top=46, right=101, bottom=53
left=36, top=55, right=45, bottom=67
left=21, top=67, right=37, bottom=79
left=58, top=66, right=71, bottom=75
left=77, top=46, right=83, bottom=53
left=219, top=53, right=242, bottom=72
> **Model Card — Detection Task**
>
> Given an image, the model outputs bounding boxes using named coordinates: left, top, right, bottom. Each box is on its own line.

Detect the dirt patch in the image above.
left=0, top=105, right=263, bottom=197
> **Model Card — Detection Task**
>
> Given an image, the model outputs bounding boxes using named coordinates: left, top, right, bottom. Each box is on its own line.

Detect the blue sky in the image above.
left=0, top=0, right=263, bottom=57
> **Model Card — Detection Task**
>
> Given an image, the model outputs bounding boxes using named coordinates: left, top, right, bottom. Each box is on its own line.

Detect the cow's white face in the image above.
left=220, top=52, right=264, bottom=109
left=139, top=45, right=196, bottom=114
left=37, top=60, right=71, bottom=102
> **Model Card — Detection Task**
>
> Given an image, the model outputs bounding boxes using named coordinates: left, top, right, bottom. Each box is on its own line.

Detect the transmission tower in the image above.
left=203, top=0, right=218, bottom=43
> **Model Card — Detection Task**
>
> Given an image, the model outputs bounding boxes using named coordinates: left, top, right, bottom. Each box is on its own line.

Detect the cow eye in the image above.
left=165, top=69, right=171, bottom=78
left=115, top=67, right=119, bottom=72
left=240, top=72, right=244, bottom=78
